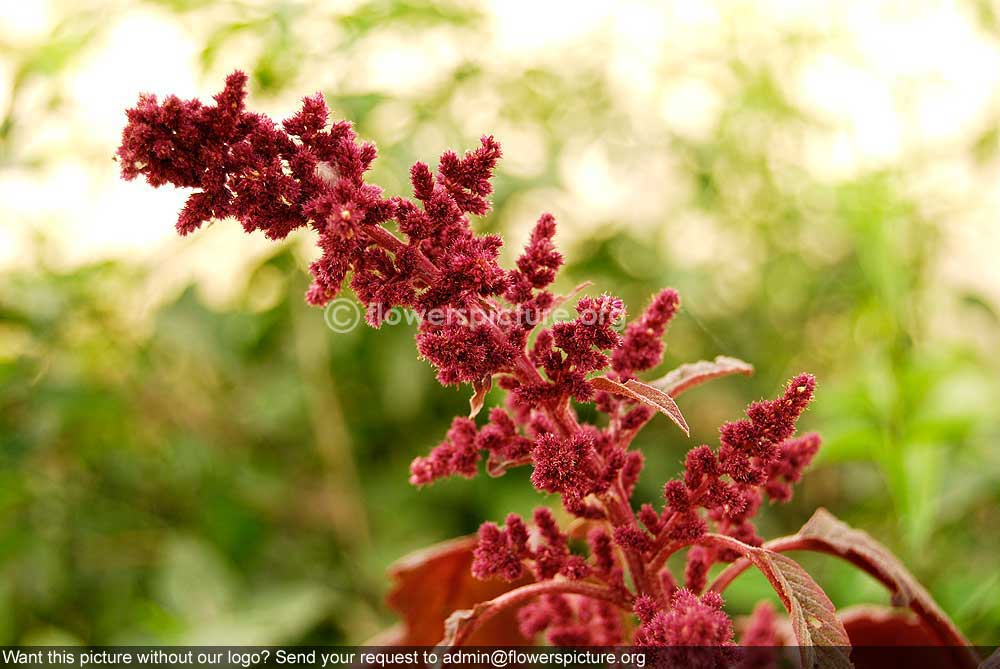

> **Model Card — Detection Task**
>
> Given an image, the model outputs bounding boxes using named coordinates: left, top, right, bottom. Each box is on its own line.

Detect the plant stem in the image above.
left=448, top=579, right=633, bottom=646
left=363, top=224, right=440, bottom=282
left=707, top=536, right=804, bottom=594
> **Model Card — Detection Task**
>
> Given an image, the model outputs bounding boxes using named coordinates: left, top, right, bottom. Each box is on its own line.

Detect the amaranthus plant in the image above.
left=117, top=73, right=980, bottom=667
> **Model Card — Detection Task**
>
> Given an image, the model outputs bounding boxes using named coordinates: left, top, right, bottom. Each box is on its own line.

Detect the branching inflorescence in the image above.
left=118, top=74, right=974, bottom=659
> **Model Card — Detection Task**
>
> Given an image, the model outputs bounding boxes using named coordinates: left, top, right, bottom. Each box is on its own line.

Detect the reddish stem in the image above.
left=363, top=224, right=440, bottom=282
left=707, top=536, right=804, bottom=594
left=448, top=579, right=633, bottom=646
left=647, top=478, right=714, bottom=574
left=600, top=484, right=652, bottom=599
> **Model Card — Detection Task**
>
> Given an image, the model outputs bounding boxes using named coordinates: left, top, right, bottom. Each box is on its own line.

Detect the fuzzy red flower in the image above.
left=612, top=288, right=680, bottom=378
left=634, top=589, right=734, bottom=646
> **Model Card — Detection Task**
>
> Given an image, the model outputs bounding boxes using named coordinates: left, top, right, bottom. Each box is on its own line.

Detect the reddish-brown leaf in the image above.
left=839, top=606, right=977, bottom=669
left=757, top=552, right=853, bottom=669
left=591, top=376, right=689, bottom=435
left=384, top=536, right=531, bottom=646
left=703, top=534, right=851, bottom=669
left=710, top=510, right=978, bottom=666
left=469, top=376, right=492, bottom=418
left=650, top=355, right=754, bottom=397
left=792, top=508, right=975, bottom=660
left=441, top=600, right=492, bottom=649
left=839, top=605, right=942, bottom=646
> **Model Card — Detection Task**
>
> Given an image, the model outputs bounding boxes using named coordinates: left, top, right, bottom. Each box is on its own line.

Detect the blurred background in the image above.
left=2, top=0, right=999, bottom=646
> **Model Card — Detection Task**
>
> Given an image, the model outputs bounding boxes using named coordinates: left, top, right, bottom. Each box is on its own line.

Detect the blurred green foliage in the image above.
left=2, top=0, right=999, bottom=647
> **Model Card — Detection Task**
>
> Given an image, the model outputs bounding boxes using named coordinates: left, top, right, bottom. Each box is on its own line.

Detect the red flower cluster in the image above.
left=634, top=590, right=734, bottom=646
left=118, top=74, right=825, bottom=649
left=460, top=374, right=819, bottom=638
left=649, top=375, right=821, bottom=577
left=118, top=71, right=386, bottom=243
left=408, top=417, right=480, bottom=485
left=612, top=288, right=680, bottom=379
left=472, top=509, right=589, bottom=583
left=518, top=594, right=625, bottom=646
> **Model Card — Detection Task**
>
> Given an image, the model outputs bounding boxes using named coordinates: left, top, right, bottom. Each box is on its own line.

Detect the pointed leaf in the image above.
left=650, top=356, right=754, bottom=397
left=710, top=511, right=978, bottom=667
left=794, top=508, right=974, bottom=656
left=591, top=376, right=689, bottom=435
left=469, top=376, right=492, bottom=418
left=385, top=536, right=530, bottom=645
left=757, top=552, right=853, bottom=669
left=440, top=600, right=491, bottom=649
left=703, top=534, right=851, bottom=669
